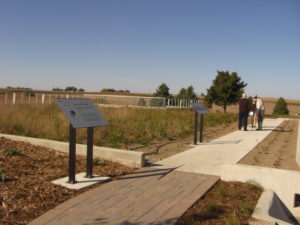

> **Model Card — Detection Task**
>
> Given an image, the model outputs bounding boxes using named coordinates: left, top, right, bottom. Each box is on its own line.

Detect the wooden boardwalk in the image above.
left=29, top=167, right=219, bottom=225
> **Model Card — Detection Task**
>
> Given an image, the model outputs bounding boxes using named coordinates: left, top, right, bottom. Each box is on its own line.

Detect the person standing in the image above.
left=249, top=98, right=257, bottom=128
left=255, top=96, right=265, bottom=130
left=238, top=93, right=250, bottom=131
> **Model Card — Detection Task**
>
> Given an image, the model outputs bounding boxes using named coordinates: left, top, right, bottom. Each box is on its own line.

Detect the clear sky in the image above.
left=1, top=0, right=300, bottom=99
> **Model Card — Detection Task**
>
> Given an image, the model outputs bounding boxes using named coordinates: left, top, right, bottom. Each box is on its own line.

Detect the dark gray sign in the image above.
left=191, top=102, right=208, bottom=114
left=56, top=99, right=108, bottom=128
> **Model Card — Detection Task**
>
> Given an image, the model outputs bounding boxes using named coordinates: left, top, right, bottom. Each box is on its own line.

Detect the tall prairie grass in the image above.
left=0, top=104, right=237, bottom=148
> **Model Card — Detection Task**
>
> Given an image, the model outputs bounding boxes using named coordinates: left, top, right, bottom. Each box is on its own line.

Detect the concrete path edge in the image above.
left=0, top=133, right=145, bottom=168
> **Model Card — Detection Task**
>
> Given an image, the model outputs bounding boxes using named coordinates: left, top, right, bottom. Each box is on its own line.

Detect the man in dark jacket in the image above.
left=238, top=93, right=250, bottom=131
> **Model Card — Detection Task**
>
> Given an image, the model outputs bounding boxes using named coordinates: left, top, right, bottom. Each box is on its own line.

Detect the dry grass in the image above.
left=0, top=104, right=237, bottom=148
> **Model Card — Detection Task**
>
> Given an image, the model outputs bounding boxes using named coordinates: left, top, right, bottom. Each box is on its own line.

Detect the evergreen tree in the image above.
left=273, top=97, right=289, bottom=115
left=205, top=71, right=247, bottom=112
left=153, top=83, right=170, bottom=98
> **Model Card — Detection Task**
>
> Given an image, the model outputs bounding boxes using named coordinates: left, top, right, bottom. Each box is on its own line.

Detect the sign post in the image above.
left=191, top=103, right=208, bottom=144
left=69, top=124, right=76, bottom=184
left=56, top=98, right=108, bottom=184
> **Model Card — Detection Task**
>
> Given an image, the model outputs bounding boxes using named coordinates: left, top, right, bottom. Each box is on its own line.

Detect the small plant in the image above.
left=206, top=201, right=224, bottom=215
left=93, top=157, right=101, bottom=166
left=239, top=202, right=254, bottom=215
left=0, top=169, right=5, bottom=182
left=138, top=98, right=147, bottom=106
left=225, top=213, right=241, bottom=225
left=4, top=148, right=21, bottom=156
left=246, top=180, right=264, bottom=191
left=216, top=186, right=233, bottom=198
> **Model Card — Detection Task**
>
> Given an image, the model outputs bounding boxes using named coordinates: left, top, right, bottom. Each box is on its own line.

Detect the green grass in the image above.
left=216, top=186, right=233, bottom=198
left=4, top=148, right=21, bottom=156
left=0, top=104, right=237, bottom=148
left=239, top=202, right=254, bottom=216
left=246, top=180, right=264, bottom=191
left=225, top=214, right=241, bottom=225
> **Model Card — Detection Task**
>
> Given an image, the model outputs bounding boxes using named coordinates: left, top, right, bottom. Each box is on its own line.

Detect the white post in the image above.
left=167, top=98, right=170, bottom=107
left=12, top=93, right=16, bottom=104
left=42, top=94, right=45, bottom=104
left=66, top=94, right=69, bottom=99
left=180, top=99, right=182, bottom=108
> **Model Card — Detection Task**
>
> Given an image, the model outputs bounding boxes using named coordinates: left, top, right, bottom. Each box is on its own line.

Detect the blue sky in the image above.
left=1, top=0, right=300, bottom=99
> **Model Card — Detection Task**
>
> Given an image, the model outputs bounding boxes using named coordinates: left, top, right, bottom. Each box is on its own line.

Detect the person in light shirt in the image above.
left=254, top=95, right=265, bottom=130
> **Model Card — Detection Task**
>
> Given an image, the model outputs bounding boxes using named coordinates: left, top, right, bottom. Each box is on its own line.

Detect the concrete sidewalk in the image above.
left=156, top=118, right=285, bottom=175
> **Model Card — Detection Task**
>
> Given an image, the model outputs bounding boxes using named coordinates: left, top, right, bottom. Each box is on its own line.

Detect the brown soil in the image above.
left=0, top=137, right=135, bottom=225
left=176, top=181, right=262, bottom=225
left=239, top=119, right=300, bottom=171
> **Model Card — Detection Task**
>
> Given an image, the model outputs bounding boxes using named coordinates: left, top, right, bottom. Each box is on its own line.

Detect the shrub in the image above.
left=273, top=97, right=289, bottom=115
left=4, top=148, right=21, bottom=156
left=138, top=98, right=146, bottom=106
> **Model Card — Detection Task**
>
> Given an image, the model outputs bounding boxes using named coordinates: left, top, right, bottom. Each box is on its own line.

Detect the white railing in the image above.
left=0, top=92, right=201, bottom=108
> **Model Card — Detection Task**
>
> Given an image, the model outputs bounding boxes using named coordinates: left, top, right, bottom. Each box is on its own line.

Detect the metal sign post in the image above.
left=56, top=99, right=108, bottom=184
left=194, top=111, right=198, bottom=145
left=191, top=103, right=208, bottom=144
left=69, top=123, right=76, bottom=184
left=86, top=127, right=94, bottom=178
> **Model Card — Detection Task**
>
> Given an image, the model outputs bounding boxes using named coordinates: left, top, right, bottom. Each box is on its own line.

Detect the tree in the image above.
left=52, top=87, right=63, bottom=91
left=177, top=85, right=197, bottom=99
left=205, top=71, right=247, bottom=112
left=153, top=83, right=170, bottom=98
left=65, top=86, right=78, bottom=92
left=273, top=97, right=289, bottom=115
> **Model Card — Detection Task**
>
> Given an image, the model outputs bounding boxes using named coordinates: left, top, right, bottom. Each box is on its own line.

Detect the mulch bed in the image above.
left=0, top=137, right=135, bottom=225
left=176, top=181, right=262, bottom=225
left=1, top=136, right=262, bottom=225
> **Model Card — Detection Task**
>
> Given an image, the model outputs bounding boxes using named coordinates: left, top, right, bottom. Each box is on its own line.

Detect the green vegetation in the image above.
left=273, top=97, right=289, bottom=115
left=246, top=180, right=264, bottom=191
left=205, top=71, right=247, bottom=112
left=176, top=86, right=197, bottom=100
left=4, top=148, right=21, bottom=156
left=0, top=169, right=5, bottom=182
left=138, top=98, right=147, bottom=106
left=216, top=186, right=233, bottom=198
left=239, top=202, right=254, bottom=216
left=153, top=83, right=171, bottom=98
left=0, top=104, right=236, bottom=149
left=225, top=214, right=241, bottom=225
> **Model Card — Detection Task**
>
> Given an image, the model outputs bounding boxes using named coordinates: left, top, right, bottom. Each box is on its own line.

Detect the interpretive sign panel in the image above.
left=191, top=103, right=208, bottom=114
left=56, top=99, right=108, bottom=128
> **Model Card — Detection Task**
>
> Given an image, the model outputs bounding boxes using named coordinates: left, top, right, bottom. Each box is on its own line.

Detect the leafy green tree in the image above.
left=205, top=71, right=247, bottom=112
left=177, top=86, right=197, bottom=99
left=153, top=83, right=170, bottom=98
left=273, top=97, right=289, bottom=115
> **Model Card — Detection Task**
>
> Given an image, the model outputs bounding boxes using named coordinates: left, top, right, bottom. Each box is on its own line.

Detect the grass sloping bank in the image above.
left=0, top=104, right=236, bottom=149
